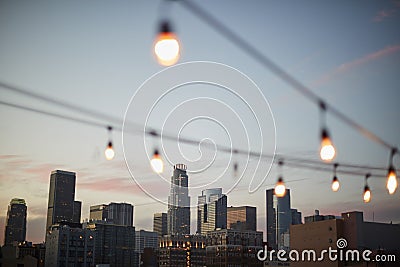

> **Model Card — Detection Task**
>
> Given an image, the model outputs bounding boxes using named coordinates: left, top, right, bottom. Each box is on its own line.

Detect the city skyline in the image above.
left=1, top=0, right=400, bottom=245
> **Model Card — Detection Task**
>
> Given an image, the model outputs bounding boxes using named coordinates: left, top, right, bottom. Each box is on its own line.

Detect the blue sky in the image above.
left=0, top=0, right=399, bottom=243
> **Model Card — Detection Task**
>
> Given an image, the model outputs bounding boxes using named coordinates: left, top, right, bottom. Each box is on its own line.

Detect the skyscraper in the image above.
left=107, top=202, right=134, bottom=226
left=167, top=164, right=190, bottom=235
left=89, top=202, right=134, bottom=226
left=197, top=188, right=227, bottom=234
left=46, top=170, right=77, bottom=230
left=266, top=188, right=292, bottom=250
left=227, top=206, right=257, bottom=231
left=153, top=212, right=167, bottom=236
left=4, top=198, right=27, bottom=245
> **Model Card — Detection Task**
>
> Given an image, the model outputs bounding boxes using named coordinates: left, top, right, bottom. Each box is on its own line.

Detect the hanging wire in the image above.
left=178, top=0, right=398, bottom=154
left=0, top=98, right=391, bottom=178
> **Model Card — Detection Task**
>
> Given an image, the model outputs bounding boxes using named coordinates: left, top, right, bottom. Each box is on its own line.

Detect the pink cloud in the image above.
left=373, top=9, right=396, bottom=22
left=311, top=44, right=400, bottom=88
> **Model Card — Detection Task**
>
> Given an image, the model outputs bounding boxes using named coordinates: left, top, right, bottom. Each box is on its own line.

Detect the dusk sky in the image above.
left=1, top=0, right=399, bottom=244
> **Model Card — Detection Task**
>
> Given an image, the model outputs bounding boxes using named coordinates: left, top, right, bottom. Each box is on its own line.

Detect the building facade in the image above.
left=135, top=230, right=158, bottom=266
left=46, top=170, right=81, bottom=230
left=45, top=223, right=95, bottom=267
left=89, top=204, right=108, bottom=221
left=167, top=164, right=191, bottom=235
left=205, top=229, right=263, bottom=267
left=85, top=221, right=137, bottom=267
left=158, top=235, right=206, bottom=266
left=153, top=212, right=167, bottom=236
left=227, top=206, right=257, bottom=231
left=4, top=198, right=27, bottom=246
left=290, top=211, right=400, bottom=267
left=89, top=202, right=133, bottom=226
left=197, top=188, right=227, bottom=234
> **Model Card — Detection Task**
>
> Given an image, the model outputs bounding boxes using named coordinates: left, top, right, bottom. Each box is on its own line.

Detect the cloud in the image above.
left=373, top=9, right=397, bottom=22
left=311, top=44, right=400, bottom=88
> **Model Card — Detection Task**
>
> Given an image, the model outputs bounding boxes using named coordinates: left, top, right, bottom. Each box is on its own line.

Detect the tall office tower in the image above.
left=266, top=188, right=292, bottom=250
left=197, top=188, right=227, bottom=234
left=153, top=212, right=167, bottom=236
left=73, top=201, right=82, bottom=223
left=107, top=202, right=134, bottom=226
left=46, top=170, right=76, bottom=230
left=4, top=198, right=27, bottom=245
left=167, top=164, right=191, bottom=235
left=85, top=221, right=137, bottom=267
left=45, top=223, right=95, bottom=267
left=90, top=204, right=108, bottom=221
left=227, top=206, right=257, bottom=231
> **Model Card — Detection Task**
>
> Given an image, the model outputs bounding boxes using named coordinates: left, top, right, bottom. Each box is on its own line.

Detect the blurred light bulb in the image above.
left=320, top=129, right=336, bottom=162
left=154, top=22, right=180, bottom=66
left=387, top=167, right=397, bottom=195
left=151, top=150, right=164, bottom=173
left=274, top=177, right=286, bottom=197
left=363, top=185, right=371, bottom=203
left=105, top=142, right=115, bottom=160
left=331, top=176, right=340, bottom=192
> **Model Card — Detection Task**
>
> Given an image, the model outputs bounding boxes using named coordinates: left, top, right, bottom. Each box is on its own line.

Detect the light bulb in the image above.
left=363, top=185, right=371, bottom=203
left=154, top=22, right=180, bottom=66
left=331, top=176, right=340, bottom=192
left=151, top=150, right=164, bottom=173
left=105, top=142, right=115, bottom=160
left=320, top=129, right=336, bottom=162
left=274, top=177, right=286, bottom=197
left=386, top=166, right=397, bottom=195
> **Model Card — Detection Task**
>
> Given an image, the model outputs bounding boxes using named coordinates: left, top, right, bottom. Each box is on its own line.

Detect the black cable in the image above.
left=0, top=99, right=390, bottom=177
left=179, top=0, right=398, bottom=153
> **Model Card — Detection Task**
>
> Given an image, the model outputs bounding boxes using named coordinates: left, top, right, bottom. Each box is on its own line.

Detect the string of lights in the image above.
left=0, top=0, right=398, bottom=201
left=151, top=0, right=398, bottom=198
left=0, top=97, right=391, bottom=180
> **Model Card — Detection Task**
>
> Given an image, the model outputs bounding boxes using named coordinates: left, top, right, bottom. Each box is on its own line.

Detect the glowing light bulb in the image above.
left=154, top=22, right=180, bottom=66
left=387, top=167, right=397, bottom=195
left=151, top=150, right=164, bottom=173
left=331, top=176, right=340, bottom=192
left=274, top=177, right=286, bottom=197
left=363, top=185, right=371, bottom=203
left=320, top=129, right=336, bottom=162
left=104, top=142, right=115, bottom=160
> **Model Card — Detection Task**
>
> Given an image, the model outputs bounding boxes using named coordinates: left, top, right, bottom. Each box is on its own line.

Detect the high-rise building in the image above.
left=107, top=202, right=134, bottom=226
left=4, top=198, right=27, bottom=246
left=85, top=221, right=137, bottom=267
left=45, top=223, right=95, bottom=267
left=89, top=202, right=133, bottom=226
left=167, top=164, right=190, bottom=235
left=90, top=204, right=108, bottom=221
left=205, top=229, right=263, bottom=267
left=46, top=170, right=76, bottom=231
left=266, top=188, right=300, bottom=250
left=227, top=206, right=257, bottom=231
left=197, top=188, right=227, bottom=234
left=73, top=201, right=82, bottom=223
left=153, top=212, right=167, bottom=236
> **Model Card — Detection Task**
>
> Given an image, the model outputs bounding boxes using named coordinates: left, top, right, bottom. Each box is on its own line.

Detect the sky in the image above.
left=0, top=0, right=400, bottom=243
